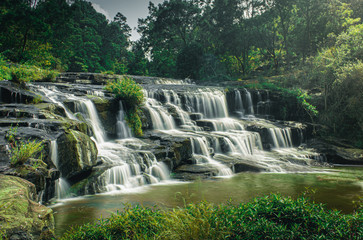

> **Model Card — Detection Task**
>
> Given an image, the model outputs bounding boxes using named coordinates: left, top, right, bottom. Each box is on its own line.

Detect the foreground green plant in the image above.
left=9, top=140, right=44, bottom=167
left=61, top=194, right=362, bottom=240
left=6, top=127, right=44, bottom=167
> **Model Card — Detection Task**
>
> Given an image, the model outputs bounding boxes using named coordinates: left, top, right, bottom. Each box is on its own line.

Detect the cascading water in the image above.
left=50, top=140, right=58, bottom=168
left=268, top=128, right=293, bottom=148
left=116, top=101, right=132, bottom=138
left=143, top=84, right=323, bottom=174
left=29, top=78, right=327, bottom=202
left=55, top=178, right=70, bottom=199
left=33, top=84, right=171, bottom=200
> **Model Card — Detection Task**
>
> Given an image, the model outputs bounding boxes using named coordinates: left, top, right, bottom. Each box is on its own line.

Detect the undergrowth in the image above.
left=6, top=127, right=44, bottom=167
left=61, top=194, right=362, bottom=240
left=0, top=54, right=59, bottom=85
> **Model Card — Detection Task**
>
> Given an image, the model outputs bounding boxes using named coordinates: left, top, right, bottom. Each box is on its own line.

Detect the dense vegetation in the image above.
left=61, top=194, right=362, bottom=239
left=104, top=77, right=144, bottom=136
left=1, top=0, right=362, bottom=144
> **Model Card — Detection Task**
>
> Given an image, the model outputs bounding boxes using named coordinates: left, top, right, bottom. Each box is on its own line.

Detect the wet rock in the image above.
left=143, top=131, right=193, bottom=170
left=0, top=81, right=39, bottom=104
left=56, top=72, right=120, bottom=85
left=308, top=138, right=363, bottom=165
left=174, top=164, right=219, bottom=180
left=213, top=154, right=265, bottom=173
left=0, top=175, right=55, bottom=239
left=89, top=96, right=118, bottom=137
left=57, top=130, right=98, bottom=183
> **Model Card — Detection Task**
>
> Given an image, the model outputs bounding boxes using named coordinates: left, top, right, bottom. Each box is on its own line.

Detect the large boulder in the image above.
left=57, top=130, right=98, bottom=184
left=0, top=175, right=55, bottom=239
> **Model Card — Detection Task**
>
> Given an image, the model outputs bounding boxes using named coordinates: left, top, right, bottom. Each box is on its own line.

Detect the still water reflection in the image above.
left=52, top=168, right=362, bottom=237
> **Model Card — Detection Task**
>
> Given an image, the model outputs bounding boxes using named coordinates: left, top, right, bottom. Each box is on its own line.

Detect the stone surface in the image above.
left=57, top=130, right=98, bottom=184
left=0, top=175, right=55, bottom=239
left=308, top=138, right=363, bottom=165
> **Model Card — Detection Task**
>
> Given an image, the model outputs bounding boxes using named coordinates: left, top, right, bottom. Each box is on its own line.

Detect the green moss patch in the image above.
left=0, top=175, right=55, bottom=239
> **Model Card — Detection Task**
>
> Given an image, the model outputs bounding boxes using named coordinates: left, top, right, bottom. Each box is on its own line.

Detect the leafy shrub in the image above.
left=9, top=140, right=44, bottom=167
left=10, top=64, right=59, bottom=84
left=125, top=109, right=143, bottom=137
left=105, top=77, right=144, bottom=136
left=0, top=54, right=11, bottom=81
left=60, top=194, right=362, bottom=240
left=6, top=127, right=44, bottom=167
left=104, top=77, right=144, bottom=108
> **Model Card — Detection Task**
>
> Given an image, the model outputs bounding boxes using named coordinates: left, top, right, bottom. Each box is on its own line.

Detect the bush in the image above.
left=9, top=140, right=44, bottom=167
left=125, top=109, right=143, bottom=137
left=104, top=77, right=144, bottom=108
left=104, top=77, right=144, bottom=136
left=0, top=54, right=11, bottom=81
left=6, top=127, right=44, bottom=167
left=10, top=64, right=59, bottom=85
left=60, top=194, right=362, bottom=240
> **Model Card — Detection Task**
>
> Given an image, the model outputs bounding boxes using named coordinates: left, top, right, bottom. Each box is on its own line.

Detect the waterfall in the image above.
left=55, top=178, right=70, bottom=199
left=33, top=84, right=172, bottom=199
left=190, top=136, right=233, bottom=176
left=50, top=140, right=58, bottom=168
left=75, top=100, right=107, bottom=144
left=268, top=128, right=293, bottom=148
left=27, top=79, right=327, bottom=201
left=183, top=89, right=229, bottom=118
left=245, top=89, right=255, bottom=115
left=34, top=85, right=77, bottom=120
left=116, top=101, right=132, bottom=138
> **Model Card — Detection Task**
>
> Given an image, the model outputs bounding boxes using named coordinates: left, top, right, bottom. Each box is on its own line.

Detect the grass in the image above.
left=60, top=193, right=362, bottom=240
left=6, top=127, right=44, bottom=167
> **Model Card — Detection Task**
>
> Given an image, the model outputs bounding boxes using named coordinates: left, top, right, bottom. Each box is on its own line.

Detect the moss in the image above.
left=57, top=130, right=98, bottom=179
left=0, top=175, right=55, bottom=239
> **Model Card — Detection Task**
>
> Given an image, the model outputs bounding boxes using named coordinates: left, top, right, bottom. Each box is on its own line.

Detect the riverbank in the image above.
left=60, top=192, right=362, bottom=240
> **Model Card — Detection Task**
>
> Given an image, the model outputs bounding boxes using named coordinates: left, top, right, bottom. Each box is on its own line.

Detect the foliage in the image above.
left=9, top=139, right=44, bottom=167
left=104, top=77, right=144, bottom=136
left=6, top=127, right=44, bottom=167
left=104, top=77, right=144, bottom=108
left=9, top=64, right=59, bottom=84
left=61, top=194, right=362, bottom=240
left=0, top=54, right=11, bottom=81
left=0, top=0, right=132, bottom=73
left=125, top=109, right=143, bottom=137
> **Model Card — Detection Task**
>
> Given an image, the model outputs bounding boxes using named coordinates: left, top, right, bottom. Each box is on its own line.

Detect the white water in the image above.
left=144, top=86, right=323, bottom=175
left=116, top=101, right=132, bottom=139
left=55, top=178, right=70, bottom=199
left=34, top=85, right=171, bottom=199
left=31, top=82, right=325, bottom=201
left=50, top=140, right=58, bottom=168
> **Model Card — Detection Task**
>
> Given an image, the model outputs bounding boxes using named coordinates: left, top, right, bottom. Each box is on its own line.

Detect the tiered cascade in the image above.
left=26, top=78, right=325, bottom=201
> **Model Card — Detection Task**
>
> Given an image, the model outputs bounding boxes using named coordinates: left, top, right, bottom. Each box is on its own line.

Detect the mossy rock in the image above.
left=0, top=175, right=55, bottom=239
left=86, top=96, right=118, bottom=137
left=57, top=130, right=98, bottom=181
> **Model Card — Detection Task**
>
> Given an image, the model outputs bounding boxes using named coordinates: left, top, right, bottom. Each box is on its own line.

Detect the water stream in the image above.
left=27, top=79, right=361, bottom=237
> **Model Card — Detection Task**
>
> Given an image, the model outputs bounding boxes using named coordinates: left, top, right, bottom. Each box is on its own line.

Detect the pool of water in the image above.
left=52, top=167, right=363, bottom=237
